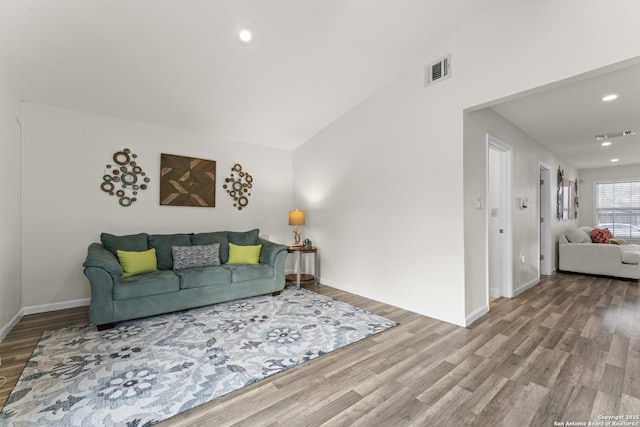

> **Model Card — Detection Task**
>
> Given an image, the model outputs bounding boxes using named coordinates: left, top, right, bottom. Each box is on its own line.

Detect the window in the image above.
left=595, top=179, right=640, bottom=241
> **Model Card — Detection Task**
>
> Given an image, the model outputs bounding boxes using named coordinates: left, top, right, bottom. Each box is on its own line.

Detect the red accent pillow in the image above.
left=604, top=228, right=613, bottom=239
left=590, top=228, right=610, bottom=244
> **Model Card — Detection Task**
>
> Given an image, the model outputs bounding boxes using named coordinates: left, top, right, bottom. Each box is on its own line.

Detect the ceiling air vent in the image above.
left=424, top=54, right=451, bottom=87
left=595, top=129, right=636, bottom=141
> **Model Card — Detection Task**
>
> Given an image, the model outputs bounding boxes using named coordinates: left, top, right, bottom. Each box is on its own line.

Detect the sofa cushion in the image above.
left=620, top=246, right=640, bottom=264
left=172, top=244, right=221, bottom=269
left=117, top=248, right=158, bottom=278
left=228, top=229, right=259, bottom=246
left=590, top=228, right=611, bottom=244
left=621, top=251, right=640, bottom=264
left=566, top=228, right=591, bottom=243
left=101, top=232, right=148, bottom=256
left=226, top=264, right=274, bottom=282
left=175, top=266, right=232, bottom=289
left=113, top=270, right=180, bottom=300
left=148, top=234, right=192, bottom=270
left=227, top=243, right=262, bottom=265
left=191, top=232, right=230, bottom=264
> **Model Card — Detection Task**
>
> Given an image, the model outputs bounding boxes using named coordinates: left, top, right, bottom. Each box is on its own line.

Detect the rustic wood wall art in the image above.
left=223, top=163, right=253, bottom=210
left=101, top=148, right=150, bottom=207
left=160, top=153, right=216, bottom=207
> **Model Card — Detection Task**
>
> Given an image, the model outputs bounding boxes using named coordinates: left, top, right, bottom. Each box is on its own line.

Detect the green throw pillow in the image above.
left=227, top=243, right=262, bottom=265
left=117, top=248, right=158, bottom=277
left=610, top=239, right=620, bottom=245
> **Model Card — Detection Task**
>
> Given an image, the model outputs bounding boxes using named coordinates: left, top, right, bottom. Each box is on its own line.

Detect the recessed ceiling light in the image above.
left=601, top=141, right=612, bottom=146
left=602, top=94, right=618, bottom=102
left=239, top=29, right=252, bottom=43
left=611, top=158, right=619, bottom=162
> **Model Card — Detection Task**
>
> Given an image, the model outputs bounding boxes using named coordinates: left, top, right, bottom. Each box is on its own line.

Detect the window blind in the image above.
left=595, top=179, right=640, bottom=240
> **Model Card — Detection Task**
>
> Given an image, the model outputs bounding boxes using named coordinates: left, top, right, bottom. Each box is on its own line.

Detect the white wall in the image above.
left=293, top=79, right=467, bottom=325
left=464, top=108, right=579, bottom=319
left=0, top=59, right=22, bottom=337
left=20, top=103, right=293, bottom=309
left=293, top=0, right=640, bottom=326
left=578, top=164, right=640, bottom=227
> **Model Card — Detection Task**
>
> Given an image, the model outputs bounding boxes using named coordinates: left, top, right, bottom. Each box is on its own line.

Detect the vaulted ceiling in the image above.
left=2, top=1, right=638, bottom=169
left=0, top=0, right=499, bottom=150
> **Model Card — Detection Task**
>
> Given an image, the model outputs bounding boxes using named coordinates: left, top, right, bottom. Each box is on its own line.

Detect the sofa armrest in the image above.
left=83, top=243, right=122, bottom=326
left=83, top=243, right=123, bottom=282
left=257, top=238, right=287, bottom=265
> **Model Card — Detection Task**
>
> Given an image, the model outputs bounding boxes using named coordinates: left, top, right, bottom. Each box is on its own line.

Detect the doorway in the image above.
left=539, top=163, right=552, bottom=275
left=487, top=135, right=513, bottom=299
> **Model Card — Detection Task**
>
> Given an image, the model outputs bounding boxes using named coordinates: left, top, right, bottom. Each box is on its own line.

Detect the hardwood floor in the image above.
left=1, top=272, right=639, bottom=426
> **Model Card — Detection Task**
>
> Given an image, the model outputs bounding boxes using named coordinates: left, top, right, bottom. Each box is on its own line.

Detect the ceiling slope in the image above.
left=0, top=0, right=499, bottom=149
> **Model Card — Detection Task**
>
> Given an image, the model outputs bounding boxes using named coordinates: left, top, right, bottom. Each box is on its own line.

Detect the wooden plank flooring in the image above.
left=1, top=272, right=639, bottom=426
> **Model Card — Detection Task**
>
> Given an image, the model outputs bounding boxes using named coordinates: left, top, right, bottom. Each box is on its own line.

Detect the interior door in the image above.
left=488, top=147, right=504, bottom=297
left=539, top=165, right=552, bottom=275
left=487, top=135, right=513, bottom=299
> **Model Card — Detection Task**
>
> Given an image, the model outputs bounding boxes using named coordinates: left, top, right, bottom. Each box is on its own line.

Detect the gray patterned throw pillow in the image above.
left=172, top=244, right=221, bottom=269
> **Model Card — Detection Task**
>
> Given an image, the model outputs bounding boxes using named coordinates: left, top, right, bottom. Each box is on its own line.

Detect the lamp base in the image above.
left=292, top=227, right=301, bottom=245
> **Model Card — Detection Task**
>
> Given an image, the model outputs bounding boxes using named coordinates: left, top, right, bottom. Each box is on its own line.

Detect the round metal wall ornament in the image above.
left=101, top=148, right=149, bottom=207
left=113, top=151, right=130, bottom=165
left=121, top=172, right=137, bottom=185
left=224, top=163, right=253, bottom=210
left=101, top=182, right=114, bottom=193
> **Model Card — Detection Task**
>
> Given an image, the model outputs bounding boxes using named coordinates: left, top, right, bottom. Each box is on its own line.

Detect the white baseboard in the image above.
left=489, top=287, right=500, bottom=298
left=22, top=298, right=90, bottom=316
left=1, top=298, right=91, bottom=341
left=465, top=305, right=489, bottom=326
left=512, top=278, right=539, bottom=297
left=0, top=309, right=23, bottom=342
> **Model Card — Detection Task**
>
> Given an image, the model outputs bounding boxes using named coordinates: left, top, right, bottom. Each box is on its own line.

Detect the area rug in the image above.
left=0, top=288, right=396, bottom=426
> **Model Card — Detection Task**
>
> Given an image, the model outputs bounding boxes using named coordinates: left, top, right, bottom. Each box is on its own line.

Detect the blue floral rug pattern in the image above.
left=0, top=288, right=396, bottom=426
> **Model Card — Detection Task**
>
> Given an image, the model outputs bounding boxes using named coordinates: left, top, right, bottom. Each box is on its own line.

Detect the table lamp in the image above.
left=288, top=209, right=305, bottom=245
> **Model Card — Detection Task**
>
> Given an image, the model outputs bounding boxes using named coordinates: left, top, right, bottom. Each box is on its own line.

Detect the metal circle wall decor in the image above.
left=101, top=148, right=149, bottom=207
left=222, top=163, right=253, bottom=210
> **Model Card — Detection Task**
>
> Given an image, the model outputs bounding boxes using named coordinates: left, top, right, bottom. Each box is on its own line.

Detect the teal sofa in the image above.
left=83, top=229, right=287, bottom=330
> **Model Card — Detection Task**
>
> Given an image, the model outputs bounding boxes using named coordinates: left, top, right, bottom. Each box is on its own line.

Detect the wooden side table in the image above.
left=285, top=246, right=318, bottom=289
